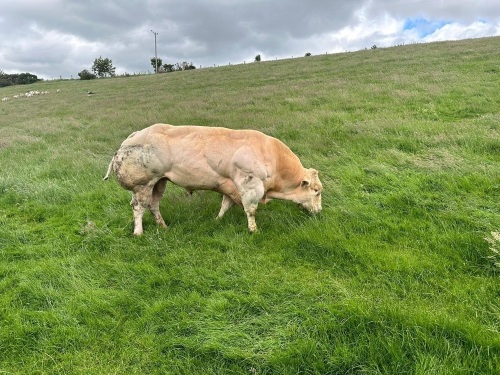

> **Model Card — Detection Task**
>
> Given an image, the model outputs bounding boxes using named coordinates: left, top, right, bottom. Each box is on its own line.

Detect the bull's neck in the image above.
left=267, top=162, right=305, bottom=200
left=265, top=141, right=305, bottom=199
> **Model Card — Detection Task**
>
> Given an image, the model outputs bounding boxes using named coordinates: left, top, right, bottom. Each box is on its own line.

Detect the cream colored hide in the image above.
left=104, top=124, right=322, bottom=235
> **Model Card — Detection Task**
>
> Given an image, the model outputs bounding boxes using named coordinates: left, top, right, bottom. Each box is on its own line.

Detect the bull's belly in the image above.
left=167, top=172, right=240, bottom=201
left=167, top=172, right=229, bottom=191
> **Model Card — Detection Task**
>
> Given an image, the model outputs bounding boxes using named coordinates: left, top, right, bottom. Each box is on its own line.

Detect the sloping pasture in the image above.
left=0, top=37, right=499, bottom=374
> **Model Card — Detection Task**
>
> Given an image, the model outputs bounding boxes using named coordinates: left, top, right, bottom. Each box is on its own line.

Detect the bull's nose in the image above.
left=309, top=206, right=322, bottom=215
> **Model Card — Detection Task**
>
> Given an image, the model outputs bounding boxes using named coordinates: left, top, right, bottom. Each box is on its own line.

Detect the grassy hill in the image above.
left=1, top=37, right=499, bottom=374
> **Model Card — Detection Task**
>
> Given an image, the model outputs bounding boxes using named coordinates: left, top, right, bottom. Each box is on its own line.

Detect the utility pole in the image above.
left=151, top=30, right=158, bottom=73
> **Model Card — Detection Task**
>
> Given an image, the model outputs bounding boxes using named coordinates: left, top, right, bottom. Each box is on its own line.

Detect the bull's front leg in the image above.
left=217, top=195, right=235, bottom=219
left=244, top=202, right=258, bottom=232
left=239, top=174, right=265, bottom=233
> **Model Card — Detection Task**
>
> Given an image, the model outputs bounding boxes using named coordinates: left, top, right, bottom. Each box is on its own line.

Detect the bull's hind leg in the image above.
left=217, top=195, right=235, bottom=219
left=131, top=194, right=147, bottom=236
left=131, top=185, right=154, bottom=236
left=150, top=178, right=168, bottom=228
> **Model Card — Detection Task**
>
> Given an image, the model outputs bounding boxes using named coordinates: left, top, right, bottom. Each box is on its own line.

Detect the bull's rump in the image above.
left=113, top=124, right=282, bottom=194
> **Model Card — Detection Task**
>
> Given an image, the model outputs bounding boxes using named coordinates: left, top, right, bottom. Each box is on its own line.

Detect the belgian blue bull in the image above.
left=104, top=124, right=322, bottom=235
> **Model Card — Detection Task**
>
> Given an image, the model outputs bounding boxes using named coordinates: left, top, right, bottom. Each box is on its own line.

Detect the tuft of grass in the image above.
left=1, top=37, right=500, bottom=374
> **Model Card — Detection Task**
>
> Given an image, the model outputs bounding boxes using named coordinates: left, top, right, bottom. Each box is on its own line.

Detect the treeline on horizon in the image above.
left=0, top=71, right=41, bottom=87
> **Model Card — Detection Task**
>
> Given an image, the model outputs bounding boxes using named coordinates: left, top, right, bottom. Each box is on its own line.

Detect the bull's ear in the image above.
left=301, top=168, right=316, bottom=187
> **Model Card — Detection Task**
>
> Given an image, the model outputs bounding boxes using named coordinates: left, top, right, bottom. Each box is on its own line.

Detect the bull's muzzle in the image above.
left=300, top=203, right=322, bottom=215
left=309, top=206, right=322, bottom=215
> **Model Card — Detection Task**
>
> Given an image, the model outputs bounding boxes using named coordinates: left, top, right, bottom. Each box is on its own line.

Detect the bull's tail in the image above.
left=103, top=154, right=115, bottom=181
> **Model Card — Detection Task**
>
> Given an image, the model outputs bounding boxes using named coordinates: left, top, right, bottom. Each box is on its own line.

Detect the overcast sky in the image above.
left=1, top=0, right=499, bottom=80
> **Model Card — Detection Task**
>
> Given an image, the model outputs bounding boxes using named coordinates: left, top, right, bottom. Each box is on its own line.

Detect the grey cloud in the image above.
left=0, top=0, right=499, bottom=79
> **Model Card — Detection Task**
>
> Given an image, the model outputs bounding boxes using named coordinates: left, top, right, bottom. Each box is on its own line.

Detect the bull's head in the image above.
left=295, top=168, right=322, bottom=214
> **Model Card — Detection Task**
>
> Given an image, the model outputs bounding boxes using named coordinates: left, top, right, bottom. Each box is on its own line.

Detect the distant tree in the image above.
left=0, top=70, right=8, bottom=87
left=158, top=61, right=196, bottom=73
left=254, top=54, right=261, bottom=62
left=0, top=72, right=40, bottom=87
left=162, top=63, right=175, bottom=72
left=16, top=73, right=39, bottom=85
left=175, top=61, right=196, bottom=71
left=78, top=69, right=97, bottom=80
left=151, top=57, right=163, bottom=73
left=305, top=52, right=312, bottom=57
left=91, top=56, right=116, bottom=78
left=0, top=70, right=9, bottom=87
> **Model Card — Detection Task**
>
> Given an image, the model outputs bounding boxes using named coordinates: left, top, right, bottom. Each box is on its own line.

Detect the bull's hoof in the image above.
left=154, top=216, right=168, bottom=228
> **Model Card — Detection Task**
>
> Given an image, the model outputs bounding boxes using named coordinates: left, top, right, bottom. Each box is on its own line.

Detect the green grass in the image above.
left=1, top=37, right=499, bottom=374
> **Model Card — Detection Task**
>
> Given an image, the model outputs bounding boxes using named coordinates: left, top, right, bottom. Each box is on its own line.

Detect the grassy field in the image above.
left=1, top=37, right=499, bottom=374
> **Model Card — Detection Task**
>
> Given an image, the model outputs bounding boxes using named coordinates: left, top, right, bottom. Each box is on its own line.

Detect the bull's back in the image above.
left=141, top=124, right=274, bottom=167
